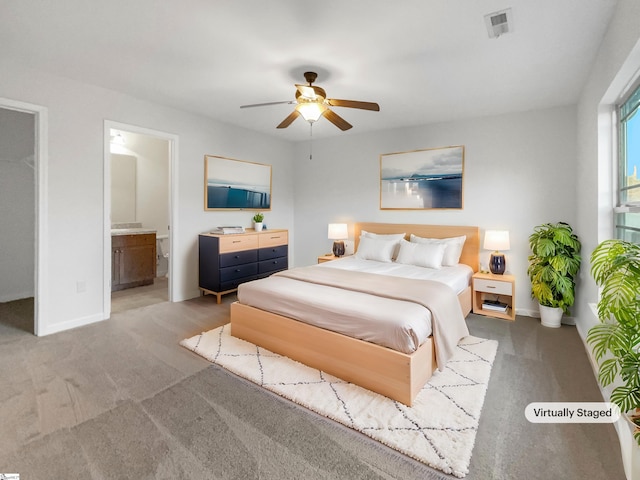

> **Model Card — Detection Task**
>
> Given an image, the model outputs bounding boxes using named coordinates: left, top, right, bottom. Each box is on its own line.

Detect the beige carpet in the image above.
left=182, top=324, right=498, bottom=478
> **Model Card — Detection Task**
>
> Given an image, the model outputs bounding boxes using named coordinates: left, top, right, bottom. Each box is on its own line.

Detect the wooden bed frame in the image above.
left=230, top=223, right=479, bottom=406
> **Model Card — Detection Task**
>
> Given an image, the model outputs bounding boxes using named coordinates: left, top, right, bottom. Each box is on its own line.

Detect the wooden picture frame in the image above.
left=204, top=155, right=272, bottom=210
left=380, top=145, right=464, bottom=210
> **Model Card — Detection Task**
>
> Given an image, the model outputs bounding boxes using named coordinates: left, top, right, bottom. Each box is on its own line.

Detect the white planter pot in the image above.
left=539, top=304, right=563, bottom=328
left=254, top=222, right=264, bottom=232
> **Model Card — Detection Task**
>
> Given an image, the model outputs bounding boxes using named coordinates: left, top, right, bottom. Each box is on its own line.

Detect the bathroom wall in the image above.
left=111, top=131, right=171, bottom=277
left=110, top=131, right=170, bottom=237
left=110, top=153, right=137, bottom=223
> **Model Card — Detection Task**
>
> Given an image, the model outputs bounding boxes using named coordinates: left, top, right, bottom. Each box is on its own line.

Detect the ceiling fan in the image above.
left=240, top=71, right=380, bottom=131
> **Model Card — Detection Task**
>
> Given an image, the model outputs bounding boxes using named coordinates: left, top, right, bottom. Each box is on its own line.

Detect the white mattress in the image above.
left=237, top=258, right=472, bottom=354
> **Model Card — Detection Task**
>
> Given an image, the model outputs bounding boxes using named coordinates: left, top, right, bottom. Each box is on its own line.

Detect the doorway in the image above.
left=103, top=121, right=178, bottom=318
left=0, top=98, right=47, bottom=335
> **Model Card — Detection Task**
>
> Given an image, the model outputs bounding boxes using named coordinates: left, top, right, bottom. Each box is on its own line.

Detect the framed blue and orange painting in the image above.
left=380, top=145, right=464, bottom=210
left=204, top=155, right=272, bottom=210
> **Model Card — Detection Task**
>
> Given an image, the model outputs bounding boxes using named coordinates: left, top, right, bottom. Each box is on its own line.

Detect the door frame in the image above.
left=0, top=97, right=48, bottom=336
left=103, top=120, right=179, bottom=318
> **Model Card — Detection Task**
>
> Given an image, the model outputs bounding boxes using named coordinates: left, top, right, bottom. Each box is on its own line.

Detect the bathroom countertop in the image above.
left=111, top=228, right=157, bottom=236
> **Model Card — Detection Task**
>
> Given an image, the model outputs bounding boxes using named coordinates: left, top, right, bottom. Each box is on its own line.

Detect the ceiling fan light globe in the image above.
left=296, top=102, right=327, bottom=123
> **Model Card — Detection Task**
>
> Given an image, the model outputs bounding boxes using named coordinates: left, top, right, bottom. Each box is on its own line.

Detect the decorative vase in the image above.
left=332, top=240, right=345, bottom=257
left=539, top=304, right=563, bottom=328
left=254, top=222, right=263, bottom=232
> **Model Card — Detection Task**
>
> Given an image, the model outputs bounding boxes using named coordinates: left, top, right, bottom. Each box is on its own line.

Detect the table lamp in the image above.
left=484, top=230, right=510, bottom=275
left=328, top=223, right=348, bottom=257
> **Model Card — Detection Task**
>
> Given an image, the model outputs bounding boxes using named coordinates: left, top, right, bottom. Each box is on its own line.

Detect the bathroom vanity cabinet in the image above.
left=111, top=233, right=157, bottom=291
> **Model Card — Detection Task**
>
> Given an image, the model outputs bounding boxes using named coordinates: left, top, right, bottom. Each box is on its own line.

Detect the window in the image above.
left=616, top=83, right=640, bottom=242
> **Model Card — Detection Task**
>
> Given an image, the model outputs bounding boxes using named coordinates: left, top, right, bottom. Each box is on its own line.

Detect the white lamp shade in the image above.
left=296, top=102, right=327, bottom=123
left=328, top=223, right=348, bottom=240
left=484, top=230, right=510, bottom=251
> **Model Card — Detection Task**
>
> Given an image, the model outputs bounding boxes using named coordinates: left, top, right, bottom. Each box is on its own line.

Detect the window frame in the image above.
left=615, top=79, right=640, bottom=242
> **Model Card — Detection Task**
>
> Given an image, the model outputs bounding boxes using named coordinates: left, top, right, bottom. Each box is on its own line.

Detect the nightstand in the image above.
left=318, top=254, right=339, bottom=263
left=472, top=272, right=516, bottom=321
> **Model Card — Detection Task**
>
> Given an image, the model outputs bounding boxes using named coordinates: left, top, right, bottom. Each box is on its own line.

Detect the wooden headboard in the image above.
left=353, top=223, right=480, bottom=272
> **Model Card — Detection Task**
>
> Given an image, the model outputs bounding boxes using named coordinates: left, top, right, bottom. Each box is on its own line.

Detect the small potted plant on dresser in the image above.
left=527, top=222, right=582, bottom=327
left=252, top=212, right=264, bottom=232
left=587, top=239, right=640, bottom=445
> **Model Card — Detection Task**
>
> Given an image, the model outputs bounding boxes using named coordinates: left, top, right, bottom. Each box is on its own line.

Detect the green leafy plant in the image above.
left=252, top=212, right=264, bottom=223
left=587, top=239, right=640, bottom=433
left=527, top=222, right=582, bottom=313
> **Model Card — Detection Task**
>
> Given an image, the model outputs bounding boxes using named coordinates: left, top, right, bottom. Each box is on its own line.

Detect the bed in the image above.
left=230, top=223, right=480, bottom=406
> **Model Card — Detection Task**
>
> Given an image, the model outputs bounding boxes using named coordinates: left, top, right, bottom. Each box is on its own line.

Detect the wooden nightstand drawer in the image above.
left=474, top=278, right=513, bottom=296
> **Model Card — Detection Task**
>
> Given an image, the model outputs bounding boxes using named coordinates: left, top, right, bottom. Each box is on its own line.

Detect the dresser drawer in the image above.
left=220, top=263, right=258, bottom=282
left=258, top=257, right=288, bottom=274
left=218, top=234, right=259, bottom=253
left=258, top=245, right=288, bottom=261
left=220, top=249, right=258, bottom=267
left=259, top=231, right=288, bottom=248
left=474, top=278, right=512, bottom=296
left=220, top=275, right=258, bottom=292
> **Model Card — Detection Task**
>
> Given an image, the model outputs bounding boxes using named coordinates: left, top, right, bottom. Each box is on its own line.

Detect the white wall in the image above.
left=111, top=132, right=171, bottom=237
left=134, top=134, right=170, bottom=237
left=0, top=62, right=295, bottom=335
left=110, top=153, right=137, bottom=223
left=0, top=108, right=35, bottom=302
left=575, top=1, right=640, bottom=477
left=292, top=106, right=578, bottom=317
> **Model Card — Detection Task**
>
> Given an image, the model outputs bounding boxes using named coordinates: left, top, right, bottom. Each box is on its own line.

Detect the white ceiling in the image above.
left=0, top=0, right=618, bottom=142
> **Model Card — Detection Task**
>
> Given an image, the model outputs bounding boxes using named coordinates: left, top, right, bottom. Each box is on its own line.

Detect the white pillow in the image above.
left=410, top=234, right=466, bottom=266
left=355, top=235, right=397, bottom=262
left=361, top=230, right=406, bottom=241
left=396, top=239, right=446, bottom=269
left=361, top=230, right=405, bottom=259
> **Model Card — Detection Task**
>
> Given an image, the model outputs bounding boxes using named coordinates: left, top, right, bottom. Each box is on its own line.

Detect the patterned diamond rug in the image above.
left=181, top=324, right=498, bottom=478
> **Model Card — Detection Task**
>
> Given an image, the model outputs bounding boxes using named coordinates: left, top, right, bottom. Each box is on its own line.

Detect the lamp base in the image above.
left=332, top=240, right=345, bottom=257
left=489, top=252, right=505, bottom=275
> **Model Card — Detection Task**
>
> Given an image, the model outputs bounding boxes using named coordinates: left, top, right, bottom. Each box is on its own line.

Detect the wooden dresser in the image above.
left=199, top=229, right=288, bottom=303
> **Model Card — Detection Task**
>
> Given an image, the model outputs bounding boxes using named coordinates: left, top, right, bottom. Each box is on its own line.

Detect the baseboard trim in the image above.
left=515, top=308, right=576, bottom=325
left=37, top=312, right=106, bottom=336
left=578, top=302, right=639, bottom=480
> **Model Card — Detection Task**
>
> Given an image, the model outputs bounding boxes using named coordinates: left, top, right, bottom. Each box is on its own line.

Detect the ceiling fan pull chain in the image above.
left=309, top=123, right=313, bottom=160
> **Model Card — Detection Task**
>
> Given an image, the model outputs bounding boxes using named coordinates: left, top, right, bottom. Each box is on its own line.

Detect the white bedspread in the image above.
left=237, top=258, right=472, bottom=356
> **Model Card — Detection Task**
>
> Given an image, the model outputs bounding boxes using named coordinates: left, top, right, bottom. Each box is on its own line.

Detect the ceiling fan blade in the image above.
left=276, top=110, right=300, bottom=129
left=323, top=109, right=353, bottom=131
left=240, top=101, right=294, bottom=109
left=327, top=99, right=380, bottom=111
left=295, top=84, right=326, bottom=100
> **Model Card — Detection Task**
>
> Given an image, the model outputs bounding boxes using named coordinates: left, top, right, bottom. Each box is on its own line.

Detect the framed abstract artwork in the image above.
left=380, top=145, right=464, bottom=210
left=204, top=155, right=272, bottom=210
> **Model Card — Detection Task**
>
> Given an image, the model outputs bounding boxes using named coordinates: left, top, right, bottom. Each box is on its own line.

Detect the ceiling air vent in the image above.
left=485, top=8, right=513, bottom=39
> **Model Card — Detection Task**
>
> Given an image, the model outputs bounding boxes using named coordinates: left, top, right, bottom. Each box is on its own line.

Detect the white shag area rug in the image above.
left=181, top=324, right=498, bottom=478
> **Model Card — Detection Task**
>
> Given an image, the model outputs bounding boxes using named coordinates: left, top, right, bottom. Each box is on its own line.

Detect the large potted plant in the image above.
left=587, top=239, right=640, bottom=445
left=527, top=222, right=582, bottom=327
